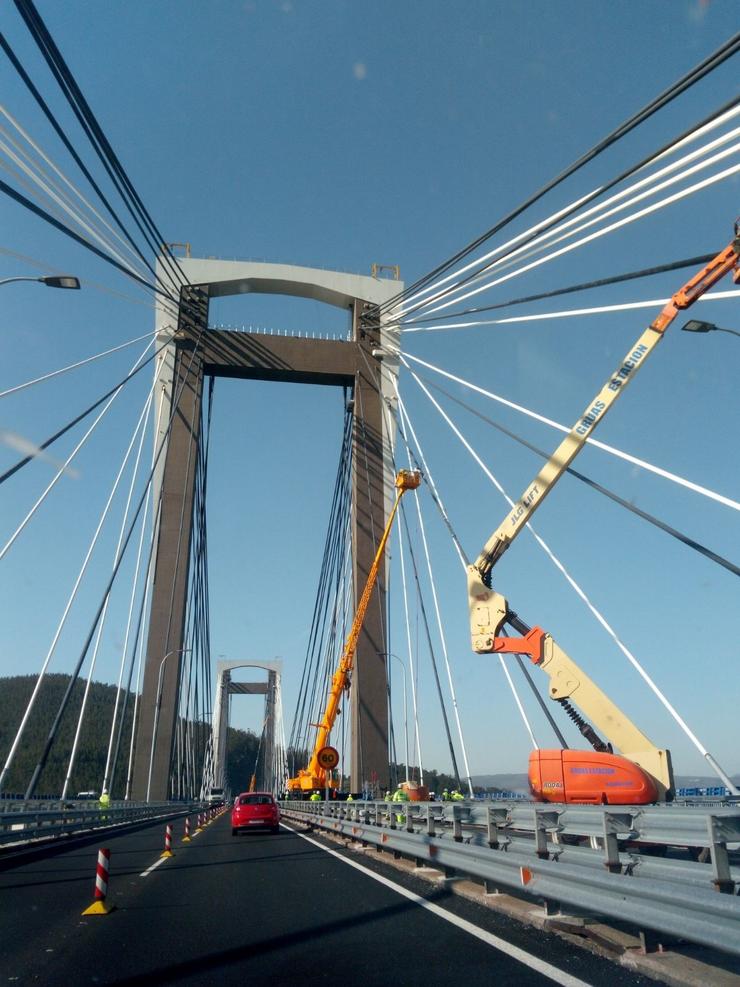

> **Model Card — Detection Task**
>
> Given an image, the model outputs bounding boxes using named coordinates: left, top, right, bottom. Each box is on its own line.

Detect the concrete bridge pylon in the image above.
left=131, top=258, right=402, bottom=801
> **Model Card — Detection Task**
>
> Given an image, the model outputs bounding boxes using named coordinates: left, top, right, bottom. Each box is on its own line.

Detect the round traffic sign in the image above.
left=317, top=746, right=339, bottom=770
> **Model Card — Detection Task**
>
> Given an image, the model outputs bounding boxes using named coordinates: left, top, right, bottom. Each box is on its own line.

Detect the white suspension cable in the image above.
left=402, top=352, right=740, bottom=514
left=396, top=390, right=540, bottom=755
left=646, top=101, right=740, bottom=166
left=0, top=329, right=168, bottom=400
left=0, top=133, right=157, bottom=286
left=0, top=337, right=157, bottom=561
left=0, top=352, right=155, bottom=794
left=393, top=390, right=467, bottom=570
left=390, top=189, right=597, bottom=320
left=124, top=391, right=167, bottom=800
left=390, top=104, right=740, bottom=321
left=397, top=401, right=475, bottom=796
left=0, top=105, right=162, bottom=284
left=61, top=382, right=156, bottom=799
left=416, top=162, right=740, bottom=317
left=405, top=360, right=739, bottom=794
left=498, top=654, right=538, bottom=748
left=101, top=374, right=167, bottom=795
left=378, top=385, right=425, bottom=784
left=405, top=132, right=740, bottom=321
left=400, top=288, right=740, bottom=332
left=397, top=514, right=425, bottom=785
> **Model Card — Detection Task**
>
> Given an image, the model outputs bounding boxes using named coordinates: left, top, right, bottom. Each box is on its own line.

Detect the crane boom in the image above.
left=470, top=232, right=740, bottom=646
left=467, top=226, right=739, bottom=803
left=288, top=469, right=421, bottom=792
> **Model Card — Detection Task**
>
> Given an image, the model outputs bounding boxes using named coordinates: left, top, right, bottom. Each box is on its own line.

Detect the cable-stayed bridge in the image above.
left=1, top=4, right=739, bottom=983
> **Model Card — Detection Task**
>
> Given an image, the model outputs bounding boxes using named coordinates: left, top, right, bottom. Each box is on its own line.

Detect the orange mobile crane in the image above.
left=287, top=468, right=422, bottom=794
left=467, top=224, right=740, bottom=804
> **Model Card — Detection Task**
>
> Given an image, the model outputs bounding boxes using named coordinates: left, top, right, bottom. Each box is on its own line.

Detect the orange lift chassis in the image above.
left=288, top=468, right=422, bottom=793
left=468, top=223, right=740, bottom=805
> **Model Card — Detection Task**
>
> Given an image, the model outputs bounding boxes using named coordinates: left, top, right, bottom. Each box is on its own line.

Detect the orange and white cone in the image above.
left=182, top=816, right=191, bottom=842
left=82, top=848, right=115, bottom=915
left=161, top=823, right=174, bottom=858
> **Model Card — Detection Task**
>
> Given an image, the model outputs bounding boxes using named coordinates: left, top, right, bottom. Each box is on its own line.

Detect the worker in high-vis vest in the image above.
left=451, top=789, right=465, bottom=801
left=392, top=786, right=409, bottom=824
left=346, top=793, right=354, bottom=802
left=309, top=791, right=321, bottom=802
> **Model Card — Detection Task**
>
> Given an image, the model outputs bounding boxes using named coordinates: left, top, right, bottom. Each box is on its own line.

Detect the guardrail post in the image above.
left=487, top=806, right=510, bottom=849
left=707, top=814, right=735, bottom=894
left=533, top=807, right=561, bottom=860
left=452, top=805, right=463, bottom=843
left=602, top=812, right=632, bottom=874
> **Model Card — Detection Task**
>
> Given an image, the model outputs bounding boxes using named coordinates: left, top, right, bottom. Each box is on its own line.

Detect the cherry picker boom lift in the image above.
left=288, top=468, right=422, bottom=793
left=468, top=224, right=740, bottom=804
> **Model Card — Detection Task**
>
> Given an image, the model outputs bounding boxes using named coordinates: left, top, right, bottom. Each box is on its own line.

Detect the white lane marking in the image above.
left=139, top=855, right=168, bottom=878
left=284, top=824, right=591, bottom=987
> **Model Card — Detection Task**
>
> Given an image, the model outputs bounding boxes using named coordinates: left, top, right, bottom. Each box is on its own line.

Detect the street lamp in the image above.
left=681, top=319, right=740, bottom=339
left=0, top=274, right=81, bottom=289
left=146, top=648, right=191, bottom=802
left=379, top=652, right=409, bottom=784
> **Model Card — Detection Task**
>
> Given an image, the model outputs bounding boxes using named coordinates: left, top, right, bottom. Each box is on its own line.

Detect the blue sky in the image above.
left=0, top=1, right=738, bottom=784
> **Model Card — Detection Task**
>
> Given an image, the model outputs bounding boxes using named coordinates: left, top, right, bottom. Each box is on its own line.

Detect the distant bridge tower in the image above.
left=211, top=660, right=282, bottom=793
left=131, top=257, right=402, bottom=800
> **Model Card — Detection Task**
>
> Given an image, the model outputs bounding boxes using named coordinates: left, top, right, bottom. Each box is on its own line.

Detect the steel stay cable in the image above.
left=297, top=449, right=352, bottom=758
left=381, top=39, right=740, bottom=316
left=402, top=351, right=740, bottom=514
left=102, top=375, right=167, bottom=795
left=0, top=177, right=172, bottom=300
left=22, top=301, right=212, bottom=796
left=12, top=0, right=189, bottom=299
left=419, top=373, right=740, bottom=578
left=397, top=497, right=462, bottom=791
left=410, top=160, right=740, bottom=320
left=0, top=124, right=157, bottom=285
left=0, top=328, right=168, bottom=400
left=403, top=358, right=740, bottom=795
left=0, top=103, right=158, bottom=281
left=60, top=379, right=157, bottom=799
left=289, top=410, right=353, bottom=758
left=0, top=358, right=157, bottom=793
left=405, top=130, right=740, bottom=321
left=0, top=334, right=171, bottom=485
left=386, top=388, right=464, bottom=789
left=289, top=418, right=348, bottom=750
left=0, top=32, right=180, bottom=304
left=401, top=253, right=716, bottom=326
left=377, top=387, right=428, bottom=782
left=381, top=364, right=561, bottom=750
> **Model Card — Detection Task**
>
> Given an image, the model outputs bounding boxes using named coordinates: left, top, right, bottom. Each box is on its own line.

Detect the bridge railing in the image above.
left=0, top=800, right=203, bottom=849
left=280, top=799, right=740, bottom=958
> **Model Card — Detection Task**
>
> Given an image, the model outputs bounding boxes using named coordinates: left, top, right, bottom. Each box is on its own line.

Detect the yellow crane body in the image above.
left=288, top=469, right=421, bottom=793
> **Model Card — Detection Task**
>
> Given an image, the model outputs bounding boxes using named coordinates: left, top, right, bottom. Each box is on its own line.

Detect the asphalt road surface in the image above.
left=0, top=811, right=659, bottom=986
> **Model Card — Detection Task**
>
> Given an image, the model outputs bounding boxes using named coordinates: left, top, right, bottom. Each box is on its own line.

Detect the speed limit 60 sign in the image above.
left=317, top=746, right=339, bottom=770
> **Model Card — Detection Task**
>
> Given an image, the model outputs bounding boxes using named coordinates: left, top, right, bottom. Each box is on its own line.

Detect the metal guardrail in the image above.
left=280, top=799, right=740, bottom=957
left=0, top=800, right=203, bottom=848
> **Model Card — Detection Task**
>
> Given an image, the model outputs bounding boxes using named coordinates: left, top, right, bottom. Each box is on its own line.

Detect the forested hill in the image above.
left=0, top=674, right=259, bottom=798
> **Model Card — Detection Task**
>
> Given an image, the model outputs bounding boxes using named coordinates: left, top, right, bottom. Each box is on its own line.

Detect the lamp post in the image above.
left=379, top=652, right=409, bottom=784
left=146, top=648, right=191, bottom=802
left=681, top=319, right=740, bottom=339
left=0, top=275, right=81, bottom=289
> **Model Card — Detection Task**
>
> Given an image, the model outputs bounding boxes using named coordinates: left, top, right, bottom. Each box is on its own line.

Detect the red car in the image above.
left=231, top=792, right=281, bottom=835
